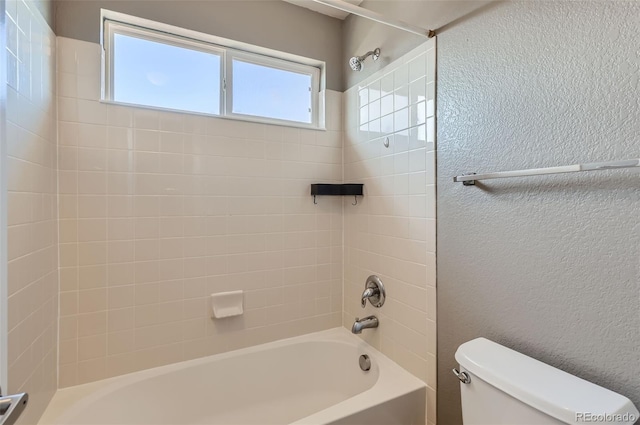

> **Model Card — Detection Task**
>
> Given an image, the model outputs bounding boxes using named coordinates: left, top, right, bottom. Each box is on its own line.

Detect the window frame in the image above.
left=226, top=50, right=319, bottom=126
left=104, top=21, right=226, bottom=116
left=101, top=10, right=325, bottom=129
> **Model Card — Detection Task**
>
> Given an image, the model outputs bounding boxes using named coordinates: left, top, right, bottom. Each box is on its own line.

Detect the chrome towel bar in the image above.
left=453, top=158, right=640, bottom=186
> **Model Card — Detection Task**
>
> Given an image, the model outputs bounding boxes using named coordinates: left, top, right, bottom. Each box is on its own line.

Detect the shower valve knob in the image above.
left=360, top=275, right=386, bottom=308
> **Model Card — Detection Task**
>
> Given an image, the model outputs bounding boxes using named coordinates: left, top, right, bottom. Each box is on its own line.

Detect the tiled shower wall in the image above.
left=56, top=37, right=343, bottom=387
left=343, top=40, right=436, bottom=424
left=5, top=1, right=58, bottom=423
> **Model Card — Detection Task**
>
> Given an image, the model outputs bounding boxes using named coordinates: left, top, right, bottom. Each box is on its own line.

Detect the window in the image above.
left=102, top=10, right=323, bottom=128
left=230, top=56, right=313, bottom=124
left=111, top=31, right=222, bottom=115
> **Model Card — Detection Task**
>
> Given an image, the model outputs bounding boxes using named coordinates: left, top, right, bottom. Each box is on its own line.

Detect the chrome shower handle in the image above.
left=361, top=288, right=375, bottom=308
left=360, top=275, right=386, bottom=308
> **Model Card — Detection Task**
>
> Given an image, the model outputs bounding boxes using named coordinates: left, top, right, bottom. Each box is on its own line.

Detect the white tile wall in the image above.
left=56, top=37, right=343, bottom=387
left=49, top=34, right=436, bottom=424
left=343, top=39, right=436, bottom=425
left=5, top=1, right=58, bottom=424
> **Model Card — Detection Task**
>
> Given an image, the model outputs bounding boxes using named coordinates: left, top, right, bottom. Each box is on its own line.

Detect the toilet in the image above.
left=455, top=338, right=639, bottom=424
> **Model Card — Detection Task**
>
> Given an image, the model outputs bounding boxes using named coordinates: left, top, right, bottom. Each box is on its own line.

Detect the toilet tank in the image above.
left=455, top=338, right=639, bottom=425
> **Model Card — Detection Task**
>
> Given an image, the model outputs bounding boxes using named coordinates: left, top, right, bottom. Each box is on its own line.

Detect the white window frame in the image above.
left=226, top=50, right=319, bottom=127
left=104, top=21, right=225, bottom=116
left=101, top=9, right=325, bottom=129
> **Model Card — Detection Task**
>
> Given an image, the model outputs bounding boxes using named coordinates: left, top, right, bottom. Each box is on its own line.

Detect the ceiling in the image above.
left=282, top=0, right=364, bottom=20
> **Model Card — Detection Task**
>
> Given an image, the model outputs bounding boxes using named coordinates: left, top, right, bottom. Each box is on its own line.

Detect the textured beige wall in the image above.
left=54, top=0, right=345, bottom=91
left=5, top=0, right=58, bottom=423
left=343, top=40, right=436, bottom=425
left=56, top=37, right=344, bottom=386
left=436, top=2, right=640, bottom=423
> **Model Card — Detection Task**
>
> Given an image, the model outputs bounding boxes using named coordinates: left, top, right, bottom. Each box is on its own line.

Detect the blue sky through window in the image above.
left=113, top=33, right=221, bottom=115
left=232, top=59, right=312, bottom=123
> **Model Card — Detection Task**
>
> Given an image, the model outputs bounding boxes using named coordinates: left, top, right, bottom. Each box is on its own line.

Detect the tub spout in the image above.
left=352, top=316, right=378, bottom=334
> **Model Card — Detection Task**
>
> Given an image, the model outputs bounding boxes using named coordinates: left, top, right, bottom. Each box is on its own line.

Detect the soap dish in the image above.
left=210, top=290, right=244, bottom=319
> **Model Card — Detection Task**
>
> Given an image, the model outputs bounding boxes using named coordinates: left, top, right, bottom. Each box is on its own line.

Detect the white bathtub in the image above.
left=39, top=328, right=426, bottom=425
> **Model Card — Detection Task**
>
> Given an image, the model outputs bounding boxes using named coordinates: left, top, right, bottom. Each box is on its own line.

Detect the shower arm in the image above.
left=359, top=49, right=378, bottom=62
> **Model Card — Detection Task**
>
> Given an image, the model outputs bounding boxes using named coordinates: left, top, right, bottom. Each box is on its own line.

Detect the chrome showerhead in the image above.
left=349, top=56, right=363, bottom=71
left=349, top=48, right=380, bottom=72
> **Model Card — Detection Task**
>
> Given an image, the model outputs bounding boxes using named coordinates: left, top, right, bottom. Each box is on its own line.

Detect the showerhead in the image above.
left=349, top=48, right=380, bottom=72
left=349, top=56, right=363, bottom=72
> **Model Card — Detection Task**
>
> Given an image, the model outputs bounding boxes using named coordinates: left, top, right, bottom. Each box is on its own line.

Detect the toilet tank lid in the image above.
left=455, top=338, right=639, bottom=425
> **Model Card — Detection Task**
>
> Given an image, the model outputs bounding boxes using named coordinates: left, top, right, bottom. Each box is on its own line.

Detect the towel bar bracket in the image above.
left=461, top=173, right=476, bottom=186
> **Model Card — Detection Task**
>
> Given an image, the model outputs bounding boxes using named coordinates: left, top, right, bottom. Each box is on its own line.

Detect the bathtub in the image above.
left=39, top=328, right=426, bottom=425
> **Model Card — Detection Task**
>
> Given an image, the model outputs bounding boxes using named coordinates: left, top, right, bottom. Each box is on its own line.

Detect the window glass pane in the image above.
left=113, top=33, right=221, bottom=115
left=232, top=59, right=312, bottom=123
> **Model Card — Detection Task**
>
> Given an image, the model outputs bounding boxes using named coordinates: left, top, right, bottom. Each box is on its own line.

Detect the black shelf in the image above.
left=311, top=184, right=363, bottom=197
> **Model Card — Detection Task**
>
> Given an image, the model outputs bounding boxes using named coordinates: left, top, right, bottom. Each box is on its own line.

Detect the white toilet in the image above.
left=455, top=338, right=639, bottom=424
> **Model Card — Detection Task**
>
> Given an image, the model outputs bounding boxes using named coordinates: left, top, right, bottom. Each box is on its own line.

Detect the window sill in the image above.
left=99, top=99, right=327, bottom=131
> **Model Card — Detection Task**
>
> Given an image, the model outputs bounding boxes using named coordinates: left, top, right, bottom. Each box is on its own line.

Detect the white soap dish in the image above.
left=210, top=291, right=244, bottom=319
